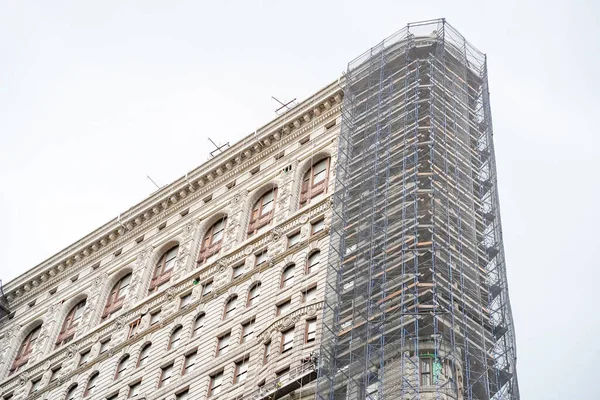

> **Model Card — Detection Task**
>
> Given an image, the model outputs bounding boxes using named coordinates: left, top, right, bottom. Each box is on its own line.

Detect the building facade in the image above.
left=0, top=19, right=518, bottom=400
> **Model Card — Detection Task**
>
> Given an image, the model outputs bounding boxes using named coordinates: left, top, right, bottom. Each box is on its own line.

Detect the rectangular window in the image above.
left=420, top=358, right=432, bottom=386
left=241, top=319, right=255, bottom=343
left=128, top=381, right=141, bottom=398
left=160, top=364, right=174, bottom=388
left=176, top=390, right=189, bottom=400
left=192, top=314, right=205, bottom=338
left=100, top=339, right=111, bottom=354
left=281, top=328, right=294, bottom=353
left=79, top=350, right=91, bottom=367
left=209, top=371, right=223, bottom=397
left=202, top=281, right=213, bottom=296
left=277, top=299, right=291, bottom=316
left=150, top=310, right=161, bottom=326
left=179, top=293, right=192, bottom=310
left=234, top=359, right=249, bottom=383
left=287, top=231, right=301, bottom=248
left=255, top=251, right=268, bottom=267
left=50, top=366, right=62, bottom=383
left=302, top=286, right=318, bottom=303
left=232, top=264, right=244, bottom=279
left=29, top=377, right=41, bottom=394
left=183, top=351, right=197, bottom=375
left=305, top=319, right=317, bottom=343
left=311, top=219, right=325, bottom=235
left=263, top=341, right=271, bottom=364
left=217, top=333, right=231, bottom=356
left=128, top=318, right=141, bottom=339
left=276, top=367, right=290, bottom=383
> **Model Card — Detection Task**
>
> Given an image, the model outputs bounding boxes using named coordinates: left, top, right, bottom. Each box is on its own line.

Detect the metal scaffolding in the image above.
left=316, top=19, right=519, bottom=400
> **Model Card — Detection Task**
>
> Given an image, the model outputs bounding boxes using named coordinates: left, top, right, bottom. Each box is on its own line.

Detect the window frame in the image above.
left=128, top=318, right=141, bottom=339
left=159, top=363, right=174, bottom=388
left=302, top=285, right=318, bottom=303
left=168, top=326, right=183, bottom=350
left=307, top=250, right=321, bottom=274
left=247, top=188, right=278, bottom=237
left=234, top=358, right=249, bottom=384
left=137, top=343, right=151, bottom=368
left=223, top=296, right=238, bottom=320
left=148, top=246, right=179, bottom=294
left=192, top=313, right=205, bottom=338
left=305, top=318, right=317, bottom=343
left=216, top=332, right=231, bottom=357
left=84, top=371, right=99, bottom=397
left=10, top=325, right=41, bottom=374
left=247, top=282, right=261, bottom=307
left=280, top=264, right=295, bottom=288
left=56, top=299, right=86, bottom=347
left=182, top=351, right=198, bottom=375
left=115, top=355, right=130, bottom=380
left=300, top=158, right=330, bottom=207
left=199, top=217, right=228, bottom=264
left=102, top=273, right=132, bottom=320
left=65, top=384, right=78, bottom=400
left=281, top=328, right=294, bottom=353
left=276, top=299, right=291, bottom=316
left=208, top=371, right=224, bottom=397
left=240, top=318, right=255, bottom=344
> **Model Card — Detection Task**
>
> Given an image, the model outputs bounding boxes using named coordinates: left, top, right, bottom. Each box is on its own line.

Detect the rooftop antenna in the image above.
left=147, top=175, right=161, bottom=190
left=208, top=137, right=230, bottom=158
left=272, top=96, right=297, bottom=115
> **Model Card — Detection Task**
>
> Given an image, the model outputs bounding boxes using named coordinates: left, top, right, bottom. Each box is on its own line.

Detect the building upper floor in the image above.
left=0, top=81, right=343, bottom=392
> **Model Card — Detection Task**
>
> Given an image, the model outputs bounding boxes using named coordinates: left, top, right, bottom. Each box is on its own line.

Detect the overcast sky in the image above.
left=1, top=1, right=599, bottom=398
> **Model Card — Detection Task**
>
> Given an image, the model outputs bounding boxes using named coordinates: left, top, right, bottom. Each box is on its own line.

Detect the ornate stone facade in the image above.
left=0, top=82, right=342, bottom=400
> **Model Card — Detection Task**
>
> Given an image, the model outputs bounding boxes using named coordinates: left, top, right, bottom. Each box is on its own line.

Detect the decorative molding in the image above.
left=256, top=301, right=324, bottom=343
left=3, top=86, right=343, bottom=307
left=0, top=199, right=333, bottom=393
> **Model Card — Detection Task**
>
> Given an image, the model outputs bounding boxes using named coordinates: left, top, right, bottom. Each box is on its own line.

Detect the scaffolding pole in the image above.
left=316, top=19, right=519, bottom=400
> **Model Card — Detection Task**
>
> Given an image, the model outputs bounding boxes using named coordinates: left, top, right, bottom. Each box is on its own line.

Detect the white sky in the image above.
left=1, top=1, right=599, bottom=398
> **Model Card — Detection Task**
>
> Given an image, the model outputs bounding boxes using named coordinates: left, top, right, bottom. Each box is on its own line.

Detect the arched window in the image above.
left=115, top=355, right=130, bottom=380
left=65, top=384, right=78, bottom=400
left=281, top=264, right=295, bottom=288
left=148, top=246, right=179, bottom=294
left=168, top=326, right=183, bottom=350
left=300, top=158, right=330, bottom=207
left=247, top=283, right=261, bottom=307
left=199, top=217, right=227, bottom=264
left=84, top=371, right=99, bottom=396
left=223, top=296, right=238, bottom=320
left=56, top=299, right=86, bottom=348
left=9, top=325, right=41, bottom=375
left=307, top=251, right=321, bottom=274
left=137, top=343, right=151, bottom=367
left=192, top=314, right=205, bottom=338
left=102, top=273, right=131, bottom=321
left=247, top=188, right=278, bottom=237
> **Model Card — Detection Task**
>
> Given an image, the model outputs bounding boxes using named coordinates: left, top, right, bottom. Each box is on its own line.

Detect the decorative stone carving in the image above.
left=18, top=372, right=29, bottom=385
left=115, top=316, right=126, bottom=331
left=300, top=214, right=310, bottom=224
left=165, top=288, right=177, bottom=302
left=65, top=344, right=78, bottom=358
left=244, top=246, right=254, bottom=256
left=140, top=304, right=150, bottom=315
left=270, top=227, right=283, bottom=243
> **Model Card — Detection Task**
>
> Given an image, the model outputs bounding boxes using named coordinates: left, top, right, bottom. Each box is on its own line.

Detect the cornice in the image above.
left=4, top=83, right=343, bottom=306
left=0, top=197, right=332, bottom=394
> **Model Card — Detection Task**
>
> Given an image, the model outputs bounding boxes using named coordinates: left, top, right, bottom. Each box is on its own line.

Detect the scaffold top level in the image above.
left=347, top=18, right=487, bottom=77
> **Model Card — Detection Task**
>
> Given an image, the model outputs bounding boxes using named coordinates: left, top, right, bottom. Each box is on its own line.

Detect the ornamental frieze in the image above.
left=256, top=301, right=324, bottom=343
